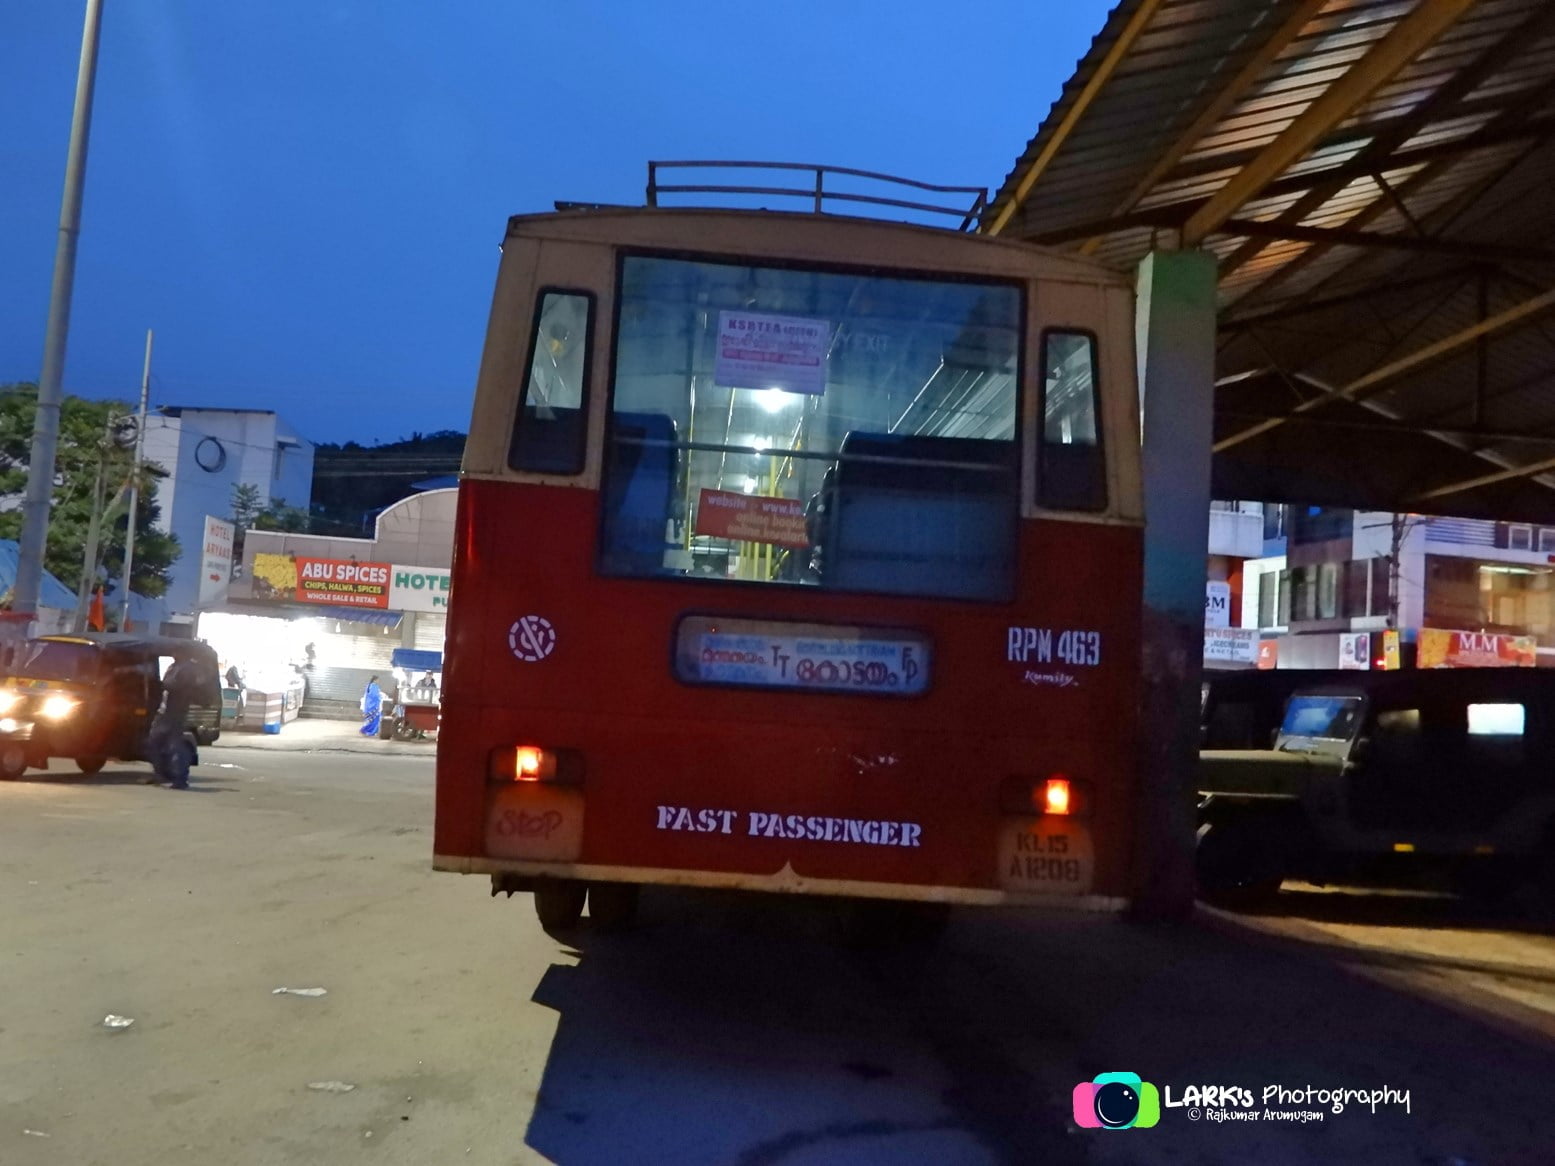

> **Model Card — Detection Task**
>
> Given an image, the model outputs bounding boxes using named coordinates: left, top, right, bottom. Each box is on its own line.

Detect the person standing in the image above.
left=360, top=675, right=383, bottom=737
left=151, top=657, right=201, bottom=789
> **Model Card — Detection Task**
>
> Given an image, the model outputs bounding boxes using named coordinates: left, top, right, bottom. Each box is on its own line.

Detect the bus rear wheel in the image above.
left=534, top=881, right=587, bottom=932
left=588, top=882, right=640, bottom=932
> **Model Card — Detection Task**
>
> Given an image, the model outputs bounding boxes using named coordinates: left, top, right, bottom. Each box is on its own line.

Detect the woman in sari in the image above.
left=360, top=675, right=383, bottom=737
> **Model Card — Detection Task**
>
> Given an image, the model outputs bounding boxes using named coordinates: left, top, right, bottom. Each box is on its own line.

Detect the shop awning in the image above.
left=325, top=609, right=403, bottom=629
left=197, top=600, right=403, bottom=629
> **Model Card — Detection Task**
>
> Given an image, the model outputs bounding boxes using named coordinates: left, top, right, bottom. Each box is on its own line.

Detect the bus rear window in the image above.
left=1039, top=330, right=1105, bottom=511
left=600, top=254, right=1021, bottom=602
left=510, top=289, right=594, bottom=475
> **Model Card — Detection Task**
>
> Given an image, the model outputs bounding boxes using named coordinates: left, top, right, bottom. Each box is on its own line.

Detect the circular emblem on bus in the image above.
left=509, top=615, right=556, bottom=662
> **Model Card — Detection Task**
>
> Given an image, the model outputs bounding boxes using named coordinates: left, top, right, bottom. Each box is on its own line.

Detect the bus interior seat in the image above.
left=601, top=411, right=680, bottom=574
left=821, top=431, right=1016, bottom=601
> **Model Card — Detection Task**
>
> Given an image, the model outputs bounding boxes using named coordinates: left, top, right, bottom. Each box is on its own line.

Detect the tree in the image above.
left=230, top=482, right=263, bottom=532
left=0, top=383, right=180, bottom=598
left=254, top=501, right=312, bottom=533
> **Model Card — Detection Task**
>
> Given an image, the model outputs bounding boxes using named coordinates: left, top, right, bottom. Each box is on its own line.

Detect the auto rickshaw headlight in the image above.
left=40, top=695, right=79, bottom=721
left=0, top=691, right=19, bottom=714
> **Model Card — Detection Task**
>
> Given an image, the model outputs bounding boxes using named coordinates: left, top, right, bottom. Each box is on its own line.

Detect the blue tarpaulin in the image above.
left=391, top=648, right=442, bottom=671
left=328, top=609, right=402, bottom=629
left=0, top=539, right=79, bottom=610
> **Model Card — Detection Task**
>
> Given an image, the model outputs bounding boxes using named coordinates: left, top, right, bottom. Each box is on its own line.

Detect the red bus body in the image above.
left=436, top=209, right=1143, bottom=909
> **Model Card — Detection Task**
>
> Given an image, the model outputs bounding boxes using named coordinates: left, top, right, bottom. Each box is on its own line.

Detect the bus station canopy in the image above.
left=984, top=0, right=1555, bottom=522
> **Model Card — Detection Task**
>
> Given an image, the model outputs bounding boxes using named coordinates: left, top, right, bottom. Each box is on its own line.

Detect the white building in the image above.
left=141, top=407, right=314, bottom=621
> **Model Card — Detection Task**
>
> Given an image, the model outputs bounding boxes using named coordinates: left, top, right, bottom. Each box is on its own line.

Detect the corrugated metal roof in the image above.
left=985, top=0, right=1555, bottom=519
left=0, top=540, right=79, bottom=611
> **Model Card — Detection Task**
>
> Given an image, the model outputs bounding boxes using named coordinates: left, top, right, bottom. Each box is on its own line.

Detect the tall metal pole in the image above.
left=14, top=0, right=106, bottom=618
left=119, top=329, right=152, bottom=630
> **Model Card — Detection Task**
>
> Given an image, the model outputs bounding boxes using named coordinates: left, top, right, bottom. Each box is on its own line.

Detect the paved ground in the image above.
left=3, top=747, right=1554, bottom=1166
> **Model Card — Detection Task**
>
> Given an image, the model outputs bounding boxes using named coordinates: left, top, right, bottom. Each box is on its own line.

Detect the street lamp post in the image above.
left=14, top=0, right=105, bottom=619
left=119, top=329, right=152, bottom=630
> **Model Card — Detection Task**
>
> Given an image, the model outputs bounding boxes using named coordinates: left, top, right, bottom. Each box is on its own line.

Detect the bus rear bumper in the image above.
left=433, top=854, right=1127, bottom=912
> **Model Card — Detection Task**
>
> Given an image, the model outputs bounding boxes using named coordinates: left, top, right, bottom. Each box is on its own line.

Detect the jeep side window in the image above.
left=1466, top=702, right=1526, bottom=767
left=1369, top=707, right=1421, bottom=766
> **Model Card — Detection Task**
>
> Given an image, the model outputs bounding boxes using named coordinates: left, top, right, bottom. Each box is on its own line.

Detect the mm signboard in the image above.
left=1417, top=628, right=1536, bottom=668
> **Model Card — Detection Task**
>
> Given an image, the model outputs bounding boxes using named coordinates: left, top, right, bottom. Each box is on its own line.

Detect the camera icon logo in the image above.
left=1072, top=1072, right=1161, bottom=1130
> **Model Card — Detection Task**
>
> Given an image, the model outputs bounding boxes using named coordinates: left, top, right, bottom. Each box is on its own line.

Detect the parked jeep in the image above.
left=1196, top=671, right=1555, bottom=906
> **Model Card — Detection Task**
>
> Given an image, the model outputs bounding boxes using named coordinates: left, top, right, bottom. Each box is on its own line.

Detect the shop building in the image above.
left=1202, top=501, right=1268, bottom=669
left=1241, top=507, right=1555, bottom=669
left=198, top=488, right=453, bottom=716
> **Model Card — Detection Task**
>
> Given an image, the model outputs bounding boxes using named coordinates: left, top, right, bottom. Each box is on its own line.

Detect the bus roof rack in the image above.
left=645, top=161, right=988, bottom=232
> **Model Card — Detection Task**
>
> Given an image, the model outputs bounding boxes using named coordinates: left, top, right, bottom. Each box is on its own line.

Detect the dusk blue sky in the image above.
left=3, top=1, right=1109, bottom=446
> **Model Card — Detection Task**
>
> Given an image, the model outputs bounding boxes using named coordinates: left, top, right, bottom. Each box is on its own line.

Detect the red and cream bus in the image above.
left=435, top=191, right=1143, bottom=929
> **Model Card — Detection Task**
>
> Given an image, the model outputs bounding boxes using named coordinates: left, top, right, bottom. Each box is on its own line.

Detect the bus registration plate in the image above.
left=998, top=819, right=1094, bottom=895
left=676, top=616, right=930, bottom=696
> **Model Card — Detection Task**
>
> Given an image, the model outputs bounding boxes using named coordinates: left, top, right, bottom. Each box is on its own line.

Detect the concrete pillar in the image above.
left=1132, top=249, right=1218, bottom=921
left=401, top=610, right=418, bottom=649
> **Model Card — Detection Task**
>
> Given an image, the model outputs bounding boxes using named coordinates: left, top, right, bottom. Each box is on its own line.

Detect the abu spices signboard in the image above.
left=252, top=553, right=450, bottom=613
left=252, top=554, right=391, bottom=610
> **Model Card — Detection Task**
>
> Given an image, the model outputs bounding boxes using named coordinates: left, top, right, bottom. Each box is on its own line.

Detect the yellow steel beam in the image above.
left=1418, top=451, right=1555, bottom=501
left=1215, top=284, right=1555, bottom=452
left=1181, top=0, right=1482, bottom=248
left=1078, top=0, right=1329, bottom=256
left=984, top=0, right=1166, bottom=238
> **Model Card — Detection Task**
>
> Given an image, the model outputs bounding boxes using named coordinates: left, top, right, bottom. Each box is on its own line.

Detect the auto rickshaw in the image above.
left=0, top=634, right=222, bottom=783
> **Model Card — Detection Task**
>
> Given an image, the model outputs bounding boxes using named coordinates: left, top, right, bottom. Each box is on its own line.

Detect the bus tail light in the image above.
left=1000, top=774, right=1091, bottom=817
left=515, top=746, right=553, bottom=781
left=489, top=745, right=583, bottom=785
